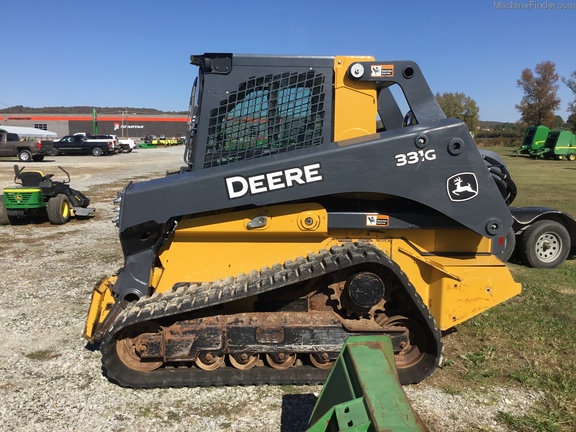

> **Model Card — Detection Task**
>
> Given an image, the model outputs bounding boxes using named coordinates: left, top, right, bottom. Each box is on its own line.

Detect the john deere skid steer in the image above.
left=84, top=54, right=521, bottom=388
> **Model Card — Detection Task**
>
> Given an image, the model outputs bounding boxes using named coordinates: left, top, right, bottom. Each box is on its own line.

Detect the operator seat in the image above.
left=18, top=171, right=45, bottom=187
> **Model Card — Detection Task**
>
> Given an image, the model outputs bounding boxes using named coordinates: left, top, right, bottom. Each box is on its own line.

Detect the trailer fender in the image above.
left=510, top=207, right=576, bottom=244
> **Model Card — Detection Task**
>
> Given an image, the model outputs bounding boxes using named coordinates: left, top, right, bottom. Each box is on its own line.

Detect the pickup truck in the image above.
left=50, top=134, right=114, bottom=156
left=74, top=133, right=119, bottom=153
left=0, top=128, right=54, bottom=162
left=118, top=138, right=137, bottom=153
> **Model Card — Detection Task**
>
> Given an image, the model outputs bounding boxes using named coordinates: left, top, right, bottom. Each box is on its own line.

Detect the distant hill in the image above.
left=0, top=105, right=187, bottom=115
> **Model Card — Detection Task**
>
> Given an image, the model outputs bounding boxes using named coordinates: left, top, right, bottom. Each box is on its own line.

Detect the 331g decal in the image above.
left=394, top=149, right=436, bottom=167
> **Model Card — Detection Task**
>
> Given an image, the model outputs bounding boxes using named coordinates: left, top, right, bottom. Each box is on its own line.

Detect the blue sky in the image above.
left=1, top=0, right=575, bottom=122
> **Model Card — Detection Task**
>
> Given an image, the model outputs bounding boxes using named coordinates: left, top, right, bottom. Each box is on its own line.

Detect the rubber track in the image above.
left=101, top=242, right=442, bottom=388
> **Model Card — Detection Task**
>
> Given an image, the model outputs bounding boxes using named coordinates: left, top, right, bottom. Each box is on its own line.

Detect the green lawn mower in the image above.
left=0, top=165, right=95, bottom=225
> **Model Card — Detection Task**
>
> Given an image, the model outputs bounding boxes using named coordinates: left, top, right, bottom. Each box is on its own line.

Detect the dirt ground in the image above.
left=0, top=147, right=540, bottom=431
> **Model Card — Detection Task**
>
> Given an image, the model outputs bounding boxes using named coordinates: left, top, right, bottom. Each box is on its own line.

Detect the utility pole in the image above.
left=119, top=108, right=137, bottom=138
left=119, top=108, right=128, bottom=139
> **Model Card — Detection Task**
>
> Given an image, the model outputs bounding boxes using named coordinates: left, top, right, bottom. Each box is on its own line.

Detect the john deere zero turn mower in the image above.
left=0, top=165, right=94, bottom=225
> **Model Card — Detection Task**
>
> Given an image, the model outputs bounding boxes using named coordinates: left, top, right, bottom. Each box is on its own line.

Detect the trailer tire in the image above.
left=520, top=220, right=570, bottom=268
left=568, top=153, right=576, bottom=161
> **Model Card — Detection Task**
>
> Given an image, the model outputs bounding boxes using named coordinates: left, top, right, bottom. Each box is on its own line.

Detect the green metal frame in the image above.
left=514, top=125, right=550, bottom=155
left=531, top=130, right=576, bottom=159
left=3, top=188, right=45, bottom=209
left=307, top=335, right=428, bottom=432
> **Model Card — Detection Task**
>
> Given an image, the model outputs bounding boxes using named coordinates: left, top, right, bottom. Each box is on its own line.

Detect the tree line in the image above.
left=435, top=61, right=576, bottom=145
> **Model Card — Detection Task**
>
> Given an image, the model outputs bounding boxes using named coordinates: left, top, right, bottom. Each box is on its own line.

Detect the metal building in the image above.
left=0, top=113, right=188, bottom=139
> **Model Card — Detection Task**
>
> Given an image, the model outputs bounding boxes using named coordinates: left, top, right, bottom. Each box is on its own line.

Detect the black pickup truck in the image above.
left=50, top=134, right=114, bottom=156
left=0, top=128, right=54, bottom=162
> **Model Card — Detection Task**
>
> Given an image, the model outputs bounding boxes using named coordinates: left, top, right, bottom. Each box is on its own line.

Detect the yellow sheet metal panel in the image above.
left=83, top=276, right=117, bottom=340
left=329, top=227, right=493, bottom=255
left=388, top=239, right=521, bottom=330
left=436, top=262, right=521, bottom=328
left=333, top=56, right=377, bottom=141
left=156, top=204, right=333, bottom=291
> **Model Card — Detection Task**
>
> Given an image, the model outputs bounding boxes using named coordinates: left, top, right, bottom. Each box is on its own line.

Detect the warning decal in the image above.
left=370, top=65, right=394, bottom=78
left=366, top=214, right=390, bottom=227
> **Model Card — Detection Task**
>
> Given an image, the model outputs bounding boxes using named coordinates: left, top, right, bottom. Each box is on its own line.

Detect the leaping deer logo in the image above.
left=452, top=176, right=477, bottom=196
left=447, top=173, right=478, bottom=202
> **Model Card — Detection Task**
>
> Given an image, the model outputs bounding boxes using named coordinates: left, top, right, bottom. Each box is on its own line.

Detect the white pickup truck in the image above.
left=118, top=138, right=138, bottom=153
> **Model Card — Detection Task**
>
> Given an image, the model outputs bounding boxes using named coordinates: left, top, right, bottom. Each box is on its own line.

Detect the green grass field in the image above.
left=429, top=147, right=576, bottom=431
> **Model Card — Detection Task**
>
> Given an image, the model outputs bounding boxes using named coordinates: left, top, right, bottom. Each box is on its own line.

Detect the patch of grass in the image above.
left=197, top=396, right=254, bottom=419
left=426, top=147, right=576, bottom=430
left=164, top=410, right=183, bottom=422
left=449, top=264, right=576, bottom=429
left=488, top=147, right=576, bottom=215
left=498, top=410, right=561, bottom=432
left=460, top=345, right=500, bottom=381
left=137, top=405, right=183, bottom=422
left=24, top=349, right=60, bottom=361
left=279, top=385, right=313, bottom=394
left=138, top=405, right=154, bottom=418
left=442, top=385, right=461, bottom=396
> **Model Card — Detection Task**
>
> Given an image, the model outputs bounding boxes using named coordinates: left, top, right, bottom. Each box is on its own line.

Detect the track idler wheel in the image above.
left=115, top=322, right=163, bottom=372
left=375, top=312, right=432, bottom=383
left=195, top=352, right=225, bottom=371
left=380, top=315, right=426, bottom=369
left=229, top=353, right=259, bottom=370
left=266, top=353, right=296, bottom=370
left=309, top=353, right=334, bottom=369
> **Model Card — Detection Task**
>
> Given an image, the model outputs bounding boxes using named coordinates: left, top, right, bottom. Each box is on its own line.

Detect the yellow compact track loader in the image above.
left=84, top=54, right=521, bottom=388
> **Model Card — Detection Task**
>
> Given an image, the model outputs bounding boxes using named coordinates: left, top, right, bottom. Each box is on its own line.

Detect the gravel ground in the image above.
left=0, top=147, right=541, bottom=431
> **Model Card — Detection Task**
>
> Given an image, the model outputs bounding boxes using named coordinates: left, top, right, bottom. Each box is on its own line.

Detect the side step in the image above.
left=307, top=335, right=428, bottom=432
